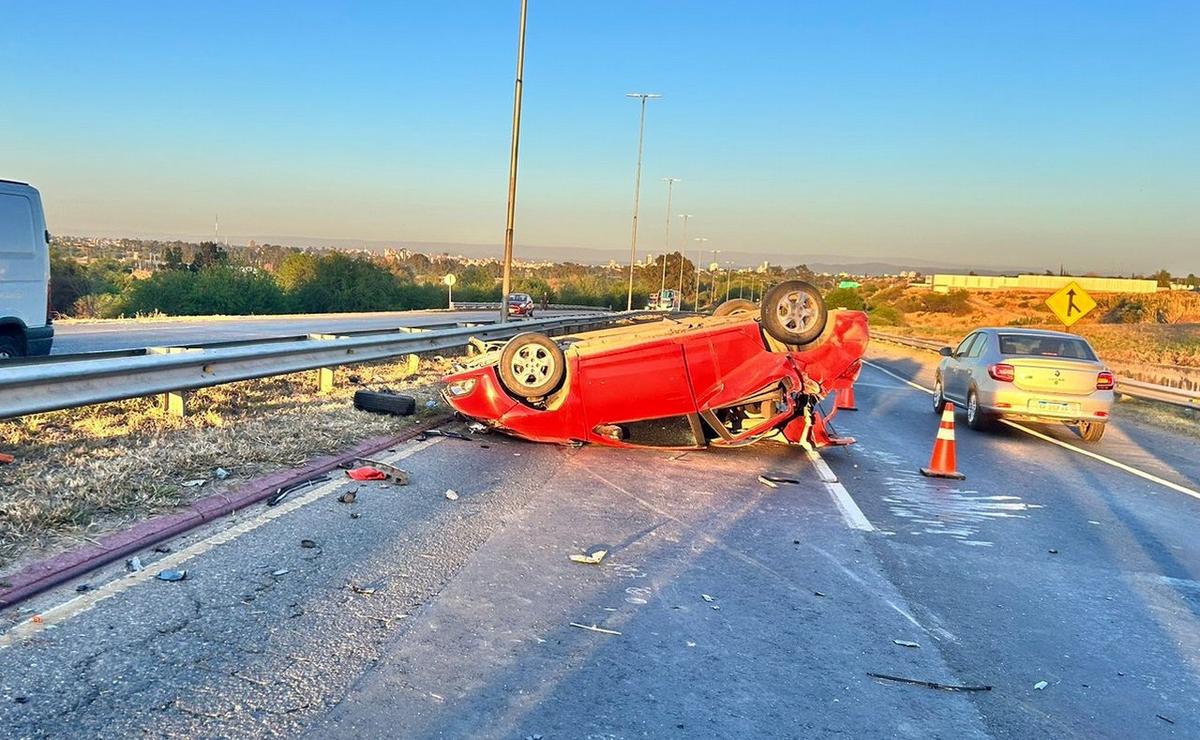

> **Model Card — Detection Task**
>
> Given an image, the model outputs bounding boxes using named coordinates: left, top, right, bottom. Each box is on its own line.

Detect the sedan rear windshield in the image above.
left=998, top=334, right=1097, bottom=360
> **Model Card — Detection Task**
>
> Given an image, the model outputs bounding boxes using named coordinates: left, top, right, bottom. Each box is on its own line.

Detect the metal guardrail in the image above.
left=872, top=331, right=1200, bottom=410
left=0, top=312, right=655, bottom=419
left=450, top=302, right=611, bottom=312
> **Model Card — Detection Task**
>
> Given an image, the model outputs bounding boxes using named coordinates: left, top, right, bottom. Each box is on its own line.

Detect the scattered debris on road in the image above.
left=75, top=583, right=92, bottom=593
left=181, top=479, right=207, bottom=488
left=1156, top=714, right=1175, bottom=725
left=214, top=467, right=230, bottom=480
left=350, top=583, right=379, bottom=595
left=271, top=569, right=290, bottom=577
left=569, top=549, right=608, bottom=565
left=346, top=467, right=388, bottom=481
left=417, top=429, right=470, bottom=441
left=893, top=640, right=921, bottom=648
left=760, top=473, right=802, bottom=486
left=1034, top=680, right=1049, bottom=690
left=337, top=489, right=358, bottom=504
left=701, top=594, right=715, bottom=602
left=813, top=591, right=827, bottom=597
left=866, top=673, right=992, bottom=692
left=569, top=622, right=622, bottom=636
left=0, top=452, right=15, bottom=465
left=126, top=556, right=144, bottom=572
left=300, top=539, right=318, bottom=549
left=153, top=544, right=172, bottom=554
left=1048, top=549, right=1059, bottom=554
left=444, top=489, right=459, bottom=501
left=353, top=458, right=411, bottom=484
left=267, top=475, right=332, bottom=506
left=156, top=569, right=188, bottom=582
left=467, top=422, right=489, bottom=434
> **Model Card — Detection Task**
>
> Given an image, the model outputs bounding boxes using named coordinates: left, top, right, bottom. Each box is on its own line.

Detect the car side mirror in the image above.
left=938, top=347, right=954, bottom=357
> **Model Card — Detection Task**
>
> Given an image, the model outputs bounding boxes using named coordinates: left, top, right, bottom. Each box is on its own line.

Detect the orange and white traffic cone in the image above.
left=920, top=403, right=965, bottom=479
left=835, top=384, right=858, bottom=411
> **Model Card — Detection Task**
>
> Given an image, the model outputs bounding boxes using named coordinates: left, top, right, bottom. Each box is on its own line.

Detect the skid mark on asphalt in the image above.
left=0, top=437, right=442, bottom=649
left=861, top=359, right=1200, bottom=504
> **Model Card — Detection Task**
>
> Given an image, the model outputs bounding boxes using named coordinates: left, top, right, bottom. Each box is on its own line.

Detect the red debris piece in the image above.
left=346, top=467, right=388, bottom=481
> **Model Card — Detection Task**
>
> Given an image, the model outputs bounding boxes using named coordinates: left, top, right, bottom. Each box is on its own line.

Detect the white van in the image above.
left=0, top=179, right=53, bottom=358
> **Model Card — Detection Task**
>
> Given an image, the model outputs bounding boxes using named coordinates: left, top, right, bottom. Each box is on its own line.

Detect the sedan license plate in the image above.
left=1031, top=399, right=1075, bottom=413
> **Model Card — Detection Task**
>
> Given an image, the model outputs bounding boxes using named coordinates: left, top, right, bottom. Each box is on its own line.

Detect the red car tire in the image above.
left=498, top=333, right=566, bottom=399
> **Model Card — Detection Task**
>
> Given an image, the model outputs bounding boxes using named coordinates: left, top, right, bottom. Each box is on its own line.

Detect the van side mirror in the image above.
left=938, top=346, right=954, bottom=357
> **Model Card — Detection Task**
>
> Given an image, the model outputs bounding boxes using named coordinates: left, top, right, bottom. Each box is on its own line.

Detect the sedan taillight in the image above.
left=988, top=363, right=1015, bottom=382
left=1096, top=371, right=1115, bottom=390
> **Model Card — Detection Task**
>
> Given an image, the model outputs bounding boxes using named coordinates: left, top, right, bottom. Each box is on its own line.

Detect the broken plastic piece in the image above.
left=214, top=467, right=230, bottom=480
left=157, top=570, right=188, bottom=582
left=867, top=673, right=991, bottom=692
left=569, top=550, right=608, bottom=565
left=761, top=473, right=802, bottom=485
left=1034, top=681, right=1048, bottom=690
left=569, top=622, right=621, bottom=636
left=182, top=479, right=207, bottom=488
left=445, top=489, right=459, bottom=501
left=300, top=539, right=317, bottom=549
left=701, top=594, right=715, bottom=602
left=354, top=459, right=411, bottom=484
left=338, top=490, right=358, bottom=504
left=347, top=467, right=388, bottom=481
left=893, top=640, right=920, bottom=648
left=757, top=476, right=779, bottom=489
left=126, top=556, right=144, bottom=572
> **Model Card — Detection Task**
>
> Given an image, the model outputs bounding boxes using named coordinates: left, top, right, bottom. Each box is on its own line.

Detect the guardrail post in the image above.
left=160, top=391, right=188, bottom=417
left=316, top=367, right=336, bottom=394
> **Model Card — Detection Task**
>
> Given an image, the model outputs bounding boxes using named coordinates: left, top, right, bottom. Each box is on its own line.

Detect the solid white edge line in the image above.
left=861, top=358, right=1200, bottom=502
left=0, top=437, right=443, bottom=648
left=998, top=419, right=1200, bottom=502
left=805, top=447, right=875, bottom=532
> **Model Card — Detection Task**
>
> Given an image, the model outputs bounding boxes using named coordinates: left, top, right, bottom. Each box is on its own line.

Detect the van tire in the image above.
left=353, top=390, right=417, bottom=416
left=0, top=334, right=23, bottom=360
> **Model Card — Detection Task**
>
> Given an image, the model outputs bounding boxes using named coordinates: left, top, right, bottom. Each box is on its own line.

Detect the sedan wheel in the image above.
left=933, top=379, right=946, bottom=413
left=1078, top=421, right=1106, bottom=442
left=965, top=389, right=991, bottom=430
left=498, top=333, right=566, bottom=399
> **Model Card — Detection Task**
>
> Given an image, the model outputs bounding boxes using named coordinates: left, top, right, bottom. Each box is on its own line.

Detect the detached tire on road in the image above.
left=1078, top=421, right=1106, bottom=442
left=498, top=332, right=566, bottom=399
left=761, top=280, right=828, bottom=346
left=353, top=390, right=417, bottom=416
left=713, top=298, right=757, bottom=317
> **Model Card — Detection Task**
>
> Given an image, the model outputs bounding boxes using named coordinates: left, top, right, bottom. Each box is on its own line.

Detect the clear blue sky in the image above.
left=2, top=1, right=1196, bottom=273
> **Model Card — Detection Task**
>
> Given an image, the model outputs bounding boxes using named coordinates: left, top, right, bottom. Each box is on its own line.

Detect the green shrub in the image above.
left=824, top=288, right=865, bottom=311
left=867, top=304, right=906, bottom=326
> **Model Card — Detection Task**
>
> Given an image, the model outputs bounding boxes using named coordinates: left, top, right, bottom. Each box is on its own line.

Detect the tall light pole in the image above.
left=691, top=235, right=707, bottom=310
left=677, top=213, right=692, bottom=299
left=498, top=0, right=528, bottom=323
left=725, top=261, right=734, bottom=302
left=659, top=177, right=680, bottom=297
left=625, top=92, right=661, bottom=311
left=710, top=250, right=721, bottom=307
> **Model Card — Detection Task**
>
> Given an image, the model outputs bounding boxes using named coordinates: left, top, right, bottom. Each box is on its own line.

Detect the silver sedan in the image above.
left=933, top=328, right=1115, bottom=442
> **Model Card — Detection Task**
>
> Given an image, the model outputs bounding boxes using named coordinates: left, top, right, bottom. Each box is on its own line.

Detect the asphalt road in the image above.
left=1, top=345, right=1197, bottom=738
left=49, top=310, right=553, bottom=354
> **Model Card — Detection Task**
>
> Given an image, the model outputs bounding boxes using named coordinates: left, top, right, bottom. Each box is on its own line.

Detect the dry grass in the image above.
left=0, top=354, right=458, bottom=575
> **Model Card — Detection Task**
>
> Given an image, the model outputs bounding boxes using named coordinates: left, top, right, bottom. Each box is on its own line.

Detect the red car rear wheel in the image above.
left=498, top=333, right=566, bottom=398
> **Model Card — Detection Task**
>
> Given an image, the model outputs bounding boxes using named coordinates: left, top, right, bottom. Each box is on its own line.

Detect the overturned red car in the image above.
left=442, top=281, right=868, bottom=450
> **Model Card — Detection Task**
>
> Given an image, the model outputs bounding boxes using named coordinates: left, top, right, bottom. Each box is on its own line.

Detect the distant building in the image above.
left=925, top=273, right=1158, bottom=294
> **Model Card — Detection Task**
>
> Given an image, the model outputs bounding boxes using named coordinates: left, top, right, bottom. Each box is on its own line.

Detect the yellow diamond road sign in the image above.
left=1045, top=281, right=1096, bottom=327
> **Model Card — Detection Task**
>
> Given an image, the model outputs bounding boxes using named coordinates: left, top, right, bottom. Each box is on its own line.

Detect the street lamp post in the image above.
left=710, top=250, right=721, bottom=307
left=659, top=178, right=680, bottom=298
left=498, top=0, right=528, bottom=323
left=625, top=92, right=661, bottom=311
left=725, top=261, right=733, bottom=302
left=677, top=213, right=692, bottom=300
left=691, top=235, right=707, bottom=310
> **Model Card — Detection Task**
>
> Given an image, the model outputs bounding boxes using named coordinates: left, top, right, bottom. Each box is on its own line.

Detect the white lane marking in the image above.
left=805, top=448, right=875, bottom=532
left=862, top=359, right=933, bottom=393
left=0, top=438, right=442, bottom=649
left=862, top=359, right=1200, bottom=503
left=997, top=419, right=1200, bottom=502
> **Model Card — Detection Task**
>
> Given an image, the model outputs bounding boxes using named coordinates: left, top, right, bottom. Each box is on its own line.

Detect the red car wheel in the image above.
left=498, top=333, right=565, bottom=398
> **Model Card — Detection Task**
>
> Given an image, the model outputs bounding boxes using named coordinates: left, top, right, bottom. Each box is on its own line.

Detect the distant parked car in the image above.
left=933, top=328, right=1114, bottom=441
left=0, top=179, right=54, bottom=359
left=507, top=293, right=535, bottom=318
